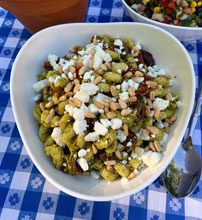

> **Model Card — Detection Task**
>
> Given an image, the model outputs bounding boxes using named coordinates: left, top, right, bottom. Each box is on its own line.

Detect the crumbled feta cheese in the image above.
left=62, top=59, right=75, bottom=73
left=141, top=151, right=162, bottom=167
left=153, top=98, right=169, bottom=110
left=88, top=104, right=99, bottom=115
left=33, top=94, right=41, bottom=101
left=114, top=39, right=123, bottom=47
left=116, top=84, right=121, bottom=90
left=111, top=118, right=122, bottom=130
left=121, top=177, right=129, bottom=185
left=94, top=93, right=112, bottom=104
left=72, top=108, right=85, bottom=120
left=58, top=58, right=67, bottom=68
left=33, top=79, right=48, bottom=93
left=83, top=70, right=93, bottom=80
left=116, top=130, right=127, bottom=142
left=131, top=151, right=137, bottom=158
left=61, top=73, right=67, bottom=79
left=94, top=122, right=108, bottom=136
left=150, top=110, right=154, bottom=117
left=126, top=141, right=132, bottom=147
left=74, top=91, right=90, bottom=103
left=158, top=68, right=166, bottom=75
left=48, top=54, right=58, bottom=70
left=48, top=76, right=55, bottom=83
left=67, top=72, right=74, bottom=80
left=121, top=160, right=127, bottom=165
left=147, top=71, right=158, bottom=78
left=134, top=42, right=141, bottom=50
left=119, top=92, right=129, bottom=101
left=140, top=129, right=150, bottom=141
left=122, top=151, right=128, bottom=157
left=51, top=127, right=64, bottom=147
left=138, top=63, right=144, bottom=69
left=65, top=104, right=74, bottom=116
left=90, top=171, right=100, bottom=179
left=82, top=54, right=92, bottom=67
left=100, top=119, right=112, bottom=128
left=78, top=149, right=87, bottom=158
left=86, top=148, right=91, bottom=153
left=77, top=158, right=89, bottom=171
left=176, top=101, right=182, bottom=108
left=117, top=69, right=122, bottom=74
left=84, top=132, right=100, bottom=142
left=121, top=81, right=129, bottom=92
left=91, top=75, right=95, bottom=82
left=73, top=120, right=87, bottom=135
left=151, top=134, right=156, bottom=138
left=155, top=121, right=164, bottom=129
left=128, top=157, right=131, bottom=161
left=80, top=83, right=99, bottom=96
left=160, top=133, right=168, bottom=145
left=128, top=79, right=139, bottom=90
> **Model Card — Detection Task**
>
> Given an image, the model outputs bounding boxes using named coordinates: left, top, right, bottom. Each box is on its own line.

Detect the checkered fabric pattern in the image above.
left=0, top=0, right=202, bottom=219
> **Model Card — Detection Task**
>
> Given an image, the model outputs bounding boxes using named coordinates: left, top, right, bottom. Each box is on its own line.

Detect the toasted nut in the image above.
left=65, top=92, right=74, bottom=97
left=45, top=101, right=53, bottom=108
left=105, top=62, right=111, bottom=70
left=110, top=102, right=118, bottom=111
left=54, top=120, right=60, bottom=126
left=132, top=50, right=139, bottom=57
left=166, top=93, right=173, bottom=101
left=153, top=140, right=161, bottom=152
left=150, top=91, right=155, bottom=100
left=104, top=101, right=110, bottom=108
left=115, top=150, right=122, bottom=160
left=64, top=82, right=73, bottom=92
left=126, top=96, right=137, bottom=103
left=146, top=125, right=159, bottom=135
left=106, top=165, right=113, bottom=172
left=69, top=98, right=82, bottom=107
left=100, top=63, right=108, bottom=71
left=104, top=107, right=109, bottom=113
left=142, top=129, right=150, bottom=140
left=78, top=66, right=86, bottom=76
left=147, top=99, right=153, bottom=108
left=94, top=101, right=105, bottom=109
left=73, top=84, right=80, bottom=93
left=76, top=60, right=83, bottom=69
left=124, top=71, right=133, bottom=79
left=39, top=102, right=45, bottom=111
left=92, top=35, right=97, bottom=44
left=69, top=66, right=76, bottom=73
left=145, top=106, right=151, bottom=118
left=45, top=114, right=54, bottom=124
left=106, top=111, right=116, bottom=119
left=157, top=84, right=163, bottom=89
left=128, top=172, right=135, bottom=180
left=74, top=79, right=80, bottom=85
left=121, top=109, right=132, bottom=116
left=84, top=111, right=96, bottom=119
left=154, top=107, right=160, bottom=119
left=70, top=45, right=81, bottom=54
left=118, top=99, right=127, bottom=109
left=57, top=65, right=63, bottom=73
left=135, top=70, right=144, bottom=77
left=93, top=76, right=102, bottom=85
left=59, top=95, right=67, bottom=102
left=123, top=124, right=129, bottom=136
left=104, top=160, right=116, bottom=166
left=128, top=87, right=135, bottom=97
left=149, top=142, right=156, bottom=152
left=170, top=113, right=177, bottom=122
left=98, top=69, right=104, bottom=75
left=88, top=58, right=94, bottom=69
left=92, top=144, right=98, bottom=154
left=110, top=85, right=117, bottom=97
left=135, top=146, right=141, bottom=156
left=144, top=146, right=150, bottom=152
left=146, top=81, right=157, bottom=89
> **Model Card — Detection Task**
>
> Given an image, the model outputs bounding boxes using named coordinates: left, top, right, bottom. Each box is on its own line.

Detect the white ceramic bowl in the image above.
left=11, top=23, right=195, bottom=201
left=122, top=0, right=202, bottom=41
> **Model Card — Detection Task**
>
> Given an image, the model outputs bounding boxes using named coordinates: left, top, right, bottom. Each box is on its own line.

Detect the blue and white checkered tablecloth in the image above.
left=0, top=0, right=202, bottom=219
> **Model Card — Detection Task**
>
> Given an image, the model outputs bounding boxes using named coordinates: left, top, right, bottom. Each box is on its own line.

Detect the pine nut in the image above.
left=110, top=102, right=118, bottom=111
left=76, top=60, right=83, bottom=69
left=146, top=125, right=159, bottom=135
left=126, top=96, right=137, bottom=103
left=128, top=172, right=135, bottom=180
left=115, top=151, right=122, bottom=160
left=146, top=81, right=157, bottom=89
left=84, top=111, right=96, bottom=119
left=128, top=87, right=135, bottom=97
left=92, top=144, right=98, bottom=154
left=69, top=98, right=82, bottom=107
left=78, top=66, right=86, bottom=76
left=64, top=83, right=73, bottom=92
left=65, top=92, right=74, bottom=97
left=69, top=66, right=76, bottom=73
left=135, top=147, right=141, bottom=156
left=149, top=142, right=156, bottom=152
left=94, top=101, right=105, bottom=109
left=123, top=71, right=133, bottom=79
left=154, top=107, right=160, bottom=119
left=93, top=76, right=102, bottom=85
left=100, top=63, right=108, bottom=71
left=135, top=71, right=144, bottom=77
left=45, top=101, right=53, bottom=108
left=123, top=124, right=129, bottom=136
left=59, top=95, right=67, bottom=102
left=104, top=160, right=116, bottom=166
left=73, top=84, right=80, bottom=93
left=150, top=91, right=155, bottom=100
left=110, top=85, right=117, bottom=97
left=39, top=102, right=45, bottom=111
left=121, top=109, right=132, bottom=116
left=118, top=99, right=127, bottom=109
left=106, top=111, right=116, bottom=119
left=45, top=114, right=54, bottom=124
left=145, top=106, right=151, bottom=118
left=153, top=140, right=161, bottom=152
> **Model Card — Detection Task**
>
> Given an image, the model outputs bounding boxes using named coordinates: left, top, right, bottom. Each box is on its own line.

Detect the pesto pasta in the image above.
left=33, top=35, right=180, bottom=182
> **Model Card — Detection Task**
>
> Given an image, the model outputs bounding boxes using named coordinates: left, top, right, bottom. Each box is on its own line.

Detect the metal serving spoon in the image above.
left=163, top=86, right=202, bottom=198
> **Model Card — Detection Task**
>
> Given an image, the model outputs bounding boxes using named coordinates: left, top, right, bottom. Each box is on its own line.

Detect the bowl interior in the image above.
left=11, top=23, right=195, bottom=201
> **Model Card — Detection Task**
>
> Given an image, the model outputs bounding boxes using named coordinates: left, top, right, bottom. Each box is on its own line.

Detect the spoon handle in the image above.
left=187, top=86, right=202, bottom=138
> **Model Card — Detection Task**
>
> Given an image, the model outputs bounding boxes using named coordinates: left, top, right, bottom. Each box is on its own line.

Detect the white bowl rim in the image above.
left=122, top=0, right=202, bottom=31
left=10, top=22, right=195, bottom=201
